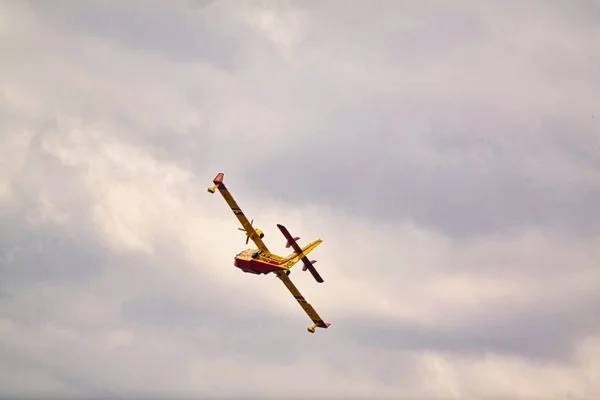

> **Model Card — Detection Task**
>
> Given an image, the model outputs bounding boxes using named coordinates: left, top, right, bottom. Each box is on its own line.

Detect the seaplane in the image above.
left=207, top=172, right=331, bottom=333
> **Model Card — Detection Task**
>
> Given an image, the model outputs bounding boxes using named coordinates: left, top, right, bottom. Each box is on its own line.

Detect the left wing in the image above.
left=273, top=270, right=331, bottom=333
left=208, top=173, right=269, bottom=253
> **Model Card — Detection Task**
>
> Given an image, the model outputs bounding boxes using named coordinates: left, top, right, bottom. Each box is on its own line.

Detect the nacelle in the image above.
left=255, top=228, right=265, bottom=239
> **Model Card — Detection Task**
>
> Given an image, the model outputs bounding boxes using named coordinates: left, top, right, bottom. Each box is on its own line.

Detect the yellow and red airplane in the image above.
left=207, top=172, right=331, bottom=333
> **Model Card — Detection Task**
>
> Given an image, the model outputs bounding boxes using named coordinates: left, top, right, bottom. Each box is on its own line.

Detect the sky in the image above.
left=1, top=0, right=599, bottom=398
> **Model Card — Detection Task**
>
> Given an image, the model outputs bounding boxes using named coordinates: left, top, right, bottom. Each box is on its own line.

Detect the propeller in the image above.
left=238, top=219, right=253, bottom=245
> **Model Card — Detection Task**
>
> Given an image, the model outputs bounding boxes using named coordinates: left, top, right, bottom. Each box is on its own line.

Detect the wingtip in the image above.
left=213, top=173, right=224, bottom=185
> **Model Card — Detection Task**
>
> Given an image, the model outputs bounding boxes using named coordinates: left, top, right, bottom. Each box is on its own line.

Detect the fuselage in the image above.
left=234, top=248, right=298, bottom=275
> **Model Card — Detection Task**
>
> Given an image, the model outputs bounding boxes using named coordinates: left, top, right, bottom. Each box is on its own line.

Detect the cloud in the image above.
left=1, top=0, right=599, bottom=398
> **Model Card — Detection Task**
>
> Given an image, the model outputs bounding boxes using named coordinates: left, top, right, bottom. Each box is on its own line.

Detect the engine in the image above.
left=255, top=229, right=265, bottom=239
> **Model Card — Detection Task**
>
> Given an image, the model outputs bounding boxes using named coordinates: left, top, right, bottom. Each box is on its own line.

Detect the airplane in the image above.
left=207, top=172, right=331, bottom=333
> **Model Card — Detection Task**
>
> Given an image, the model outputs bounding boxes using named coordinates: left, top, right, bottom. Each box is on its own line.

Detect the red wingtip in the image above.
left=213, top=173, right=224, bottom=185
left=316, top=320, right=331, bottom=329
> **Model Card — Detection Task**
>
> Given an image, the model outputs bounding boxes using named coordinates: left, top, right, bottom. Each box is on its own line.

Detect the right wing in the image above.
left=274, top=270, right=331, bottom=331
left=208, top=173, right=269, bottom=253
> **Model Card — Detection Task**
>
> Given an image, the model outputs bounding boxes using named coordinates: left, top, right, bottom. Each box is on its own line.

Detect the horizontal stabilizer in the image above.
left=302, top=257, right=323, bottom=283
left=277, top=224, right=303, bottom=254
left=302, top=259, right=316, bottom=271
left=286, top=236, right=300, bottom=249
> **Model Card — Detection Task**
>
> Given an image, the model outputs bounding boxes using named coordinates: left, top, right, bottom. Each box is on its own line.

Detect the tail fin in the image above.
left=285, top=242, right=324, bottom=283
left=277, top=224, right=325, bottom=283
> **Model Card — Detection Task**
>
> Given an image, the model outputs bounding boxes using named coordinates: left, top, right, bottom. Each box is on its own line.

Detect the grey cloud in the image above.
left=2, top=210, right=596, bottom=371
left=27, top=0, right=275, bottom=70
left=2, top=0, right=600, bottom=398
left=249, top=111, right=600, bottom=238
left=0, top=224, right=417, bottom=395
left=26, top=0, right=599, bottom=238
left=0, top=146, right=596, bottom=396
left=0, top=343, right=117, bottom=398
left=349, top=292, right=600, bottom=363
left=120, top=294, right=309, bottom=362
left=296, top=2, right=492, bottom=66
left=0, top=209, right=322, bottom=360
left=0, top=216, right=105, bottom=289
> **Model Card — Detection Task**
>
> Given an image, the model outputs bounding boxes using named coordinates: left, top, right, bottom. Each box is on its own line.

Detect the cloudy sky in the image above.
left=1, top=0, right=599, bottom=398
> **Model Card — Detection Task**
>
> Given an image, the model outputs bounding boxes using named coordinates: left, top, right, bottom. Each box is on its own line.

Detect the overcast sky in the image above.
left=1, top=0, right=599, bottom=398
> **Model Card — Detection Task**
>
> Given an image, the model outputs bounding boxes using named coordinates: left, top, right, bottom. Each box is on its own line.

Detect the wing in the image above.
left=208, top=173, right=269, bottom=253
left=274, top=270, right=331, bottom=331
